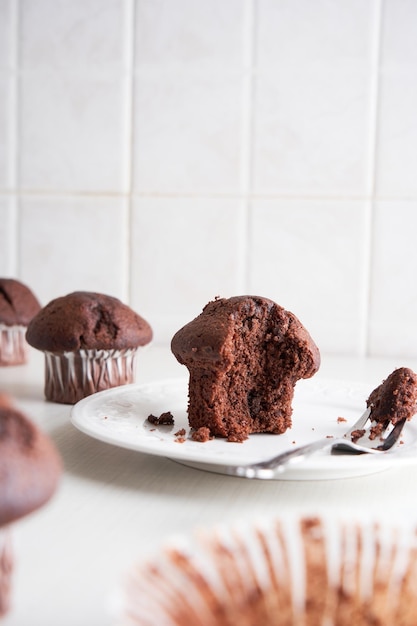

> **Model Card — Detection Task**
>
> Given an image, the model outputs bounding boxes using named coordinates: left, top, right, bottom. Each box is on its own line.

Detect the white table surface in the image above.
left=2, top=346, right=417, bottom=626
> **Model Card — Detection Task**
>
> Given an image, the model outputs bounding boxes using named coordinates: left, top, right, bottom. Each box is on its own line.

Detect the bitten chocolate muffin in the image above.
left=0, top=278, right=41, bottom=366
left=26, top=291, right=153, bottom=404
left=171, top=296, right=320, bottom=442
left=366, top=367, right=417, bottom=439
left=0, top=397, right=61, bottom=616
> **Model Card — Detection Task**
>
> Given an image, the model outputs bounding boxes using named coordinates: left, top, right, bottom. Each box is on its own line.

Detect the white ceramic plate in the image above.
left=70, top=378, right=417, bottom=480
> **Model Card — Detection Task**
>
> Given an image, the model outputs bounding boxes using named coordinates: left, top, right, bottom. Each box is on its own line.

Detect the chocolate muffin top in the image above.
left=0, top=278, right=41, bottom=327
left=0, top=400, right=61, bottom=526
left=26, top=291, right=153, bottom=353
left=172, top=295, right=320, bottom=376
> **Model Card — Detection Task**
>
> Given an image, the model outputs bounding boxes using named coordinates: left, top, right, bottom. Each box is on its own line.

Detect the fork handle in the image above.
left=234, top=438, right=337, bottom=479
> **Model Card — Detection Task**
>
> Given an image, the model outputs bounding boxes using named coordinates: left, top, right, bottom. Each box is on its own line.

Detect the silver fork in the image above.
left=230, top=408, right=407, bottom=479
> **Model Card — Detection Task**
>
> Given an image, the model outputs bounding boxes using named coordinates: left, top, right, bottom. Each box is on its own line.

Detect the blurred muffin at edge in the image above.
left=0, top=278, right=41, bottom=366
left=0, top=395, right=61, bottom=616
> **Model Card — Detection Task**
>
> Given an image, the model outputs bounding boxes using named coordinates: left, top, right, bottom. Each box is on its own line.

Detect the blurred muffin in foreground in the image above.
left=26, top=291, right=153, bottom=404
left=118, top=515, right=417, bottom=626
left=0, top=395, right=61, bottom=616
left=0, top=278, right=41, bottom=366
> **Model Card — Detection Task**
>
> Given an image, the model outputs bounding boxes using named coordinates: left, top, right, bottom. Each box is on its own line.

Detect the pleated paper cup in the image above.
left=43, top=348, right=139, bottom=404
left=116, top=516, right=417, bottom=626
left=0, top=324, right=28, bottom=366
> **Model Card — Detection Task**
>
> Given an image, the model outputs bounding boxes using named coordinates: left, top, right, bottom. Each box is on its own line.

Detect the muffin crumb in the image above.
left=174, top=428, right=187, bottom=443
left=351, top=428, right=366, bottom=443
left=191, top=427, right=212, bottom=442
left=147, top=411, right=174, bottom=426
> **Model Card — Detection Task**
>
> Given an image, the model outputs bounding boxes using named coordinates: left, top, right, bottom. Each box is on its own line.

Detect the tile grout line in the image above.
left=361, top=0, right=384, bottom=357
left=238, top=0, right=256, bottom=294
left=122, top=0, right=136, bottom=304
left=2, top=187, right=417, bottom=203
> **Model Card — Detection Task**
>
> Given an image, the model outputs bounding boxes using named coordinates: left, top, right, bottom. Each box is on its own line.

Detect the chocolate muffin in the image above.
left=0, top=278, right=41, bottom=366
left=0, top=397, right=61, bottom=616
left=171, top=296, right=320, bottom=442
left=26, top=291, right=153, bottom=404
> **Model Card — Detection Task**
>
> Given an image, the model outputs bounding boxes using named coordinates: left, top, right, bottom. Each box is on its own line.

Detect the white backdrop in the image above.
left=0, top=0, right=416, bottom=357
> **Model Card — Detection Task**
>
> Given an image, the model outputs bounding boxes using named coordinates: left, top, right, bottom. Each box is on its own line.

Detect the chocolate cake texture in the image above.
left=171, top=296, right=320, bottom=442
left=365, top=367, right=417, bottom=440
left=367, top=367, right=417, bottom=425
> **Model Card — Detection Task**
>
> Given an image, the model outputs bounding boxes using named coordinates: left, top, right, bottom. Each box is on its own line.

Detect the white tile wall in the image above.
left=0, top=0, right=13, bottom=71
left=19, top=71, right=128, bottom=192
left=19, top=0, right=126, bottom=70
left=19, top=195, right=129, bottom=303
left=375, top=73, right=417, bottom=198
left=0, top=196, right=16, bottom=274
left=132, top=72, right=242, bottom=194
left=369, top=201, right=417, bottom=357
left=256, top=0, right=375, bottom=71
left=248, top=199, right=370, bottom=355
left=130, top=196, right=245, bottom=344
left=380, top=0, right=417, bottom=68
left=0, top=75, right=13, bottom=188
left=252, top=71, right=372, bottom=196
left=1, top=0, right=417, bottom=359
left=134, top=0, right=244, bottom=71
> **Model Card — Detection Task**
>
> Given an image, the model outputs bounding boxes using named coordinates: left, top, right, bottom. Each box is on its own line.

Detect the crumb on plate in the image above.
left=191, top=427, right=212, bottom=443
left=147, top=411, right=175, bottom=426
left=174, top=428, right=187, bottom=443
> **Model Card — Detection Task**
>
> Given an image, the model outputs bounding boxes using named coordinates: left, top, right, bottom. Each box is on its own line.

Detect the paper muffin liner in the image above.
left=116, top=515, right=417, bottom=626
left=0, top=324, right=28, bottom=366
left=43, top=348, right=138, bottom=404
left=0, top=529, right=13, bottom=618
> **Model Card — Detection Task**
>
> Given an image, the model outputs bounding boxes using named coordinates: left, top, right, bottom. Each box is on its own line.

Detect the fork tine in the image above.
left=342, top=407, right=371, bottom=441
left=232, top=400, right=409, bottom=479
left=335, top=411, right=406, bottom=453
left=374, top=417, right=407, bottom=451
